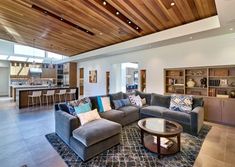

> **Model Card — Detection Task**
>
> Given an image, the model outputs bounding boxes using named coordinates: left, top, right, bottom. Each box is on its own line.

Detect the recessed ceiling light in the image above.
left=103, top=1, right=106, bottom=5
left=116, top=11, right=119, bottom=15
left=189, top=36, right=193, bottom=39
left=60, top=18, right=63, bottom=21
left=99, top=32, right=103, bottom=35
left=136, top=27, right=139, bottom=30
left=128, top=21, right=131, bottom=24
left=170, top=2, right=175, bottom=6
left=229, top=28, right=234, bottom=31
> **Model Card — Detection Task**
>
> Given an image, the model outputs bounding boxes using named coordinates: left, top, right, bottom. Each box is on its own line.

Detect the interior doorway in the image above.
left=121, top=62, right=139, bottom=93
left=79, top=68, right=84, bottom=96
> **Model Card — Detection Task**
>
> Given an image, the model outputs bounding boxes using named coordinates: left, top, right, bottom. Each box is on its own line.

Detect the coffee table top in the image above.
left=138, top=118, right=183, bottom=136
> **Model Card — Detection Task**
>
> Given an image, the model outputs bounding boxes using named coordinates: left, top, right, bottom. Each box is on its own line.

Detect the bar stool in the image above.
left=56, top=89, right=67, bottom=103
left=43, top=90, right=55, bottom=106
left=66, top=89, right=77, bottom=101
left=28, top=91, right=42, bottom=107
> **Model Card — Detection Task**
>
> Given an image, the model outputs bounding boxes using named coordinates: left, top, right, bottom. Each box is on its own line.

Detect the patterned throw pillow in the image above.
left=76, top=109, right=101, bottom=125
left=97, top=96, right=112, bottom=112
left=135, top=95, right=143, bottom=107
left=128, top=95, right=144, bottom=107
left=169, top=94, right=193, bottom=112
left=113, top=98, right=131, bottom=109
left=128, top=95, right=137, bottom=105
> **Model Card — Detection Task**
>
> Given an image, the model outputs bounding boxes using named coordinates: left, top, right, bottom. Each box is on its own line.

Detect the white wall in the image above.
left=77, top=33, right=235, bottom=96
left=0, top=61, right=10, bottom=96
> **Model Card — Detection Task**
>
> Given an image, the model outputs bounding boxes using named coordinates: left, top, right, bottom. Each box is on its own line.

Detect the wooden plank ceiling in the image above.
left=0, top=0, right=217, bottom=56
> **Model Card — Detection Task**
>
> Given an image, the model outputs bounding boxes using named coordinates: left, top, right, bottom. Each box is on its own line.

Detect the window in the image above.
left=14, top=44, right=45, bottom=57
left=8, top=56, right=27, bottom=62
left=27, top=58, right=44, bottom=63
left=0, top=55, right=9, bottom=60
left=47, top=52, right=67, bottom=60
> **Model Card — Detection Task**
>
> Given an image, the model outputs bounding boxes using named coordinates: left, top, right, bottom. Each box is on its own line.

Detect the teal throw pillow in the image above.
left=74, top=103, right=91, bottom=114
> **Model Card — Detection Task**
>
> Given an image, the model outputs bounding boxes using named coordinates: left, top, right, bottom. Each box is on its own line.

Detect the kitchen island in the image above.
left=10, top=85, right=50, bottom=102
left=16, top=87, right=78, bottom=109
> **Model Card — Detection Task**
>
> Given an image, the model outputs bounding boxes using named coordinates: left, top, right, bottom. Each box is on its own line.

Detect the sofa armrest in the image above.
left=55, top=110, right=80, bottom=144
left=190, top=107, right=204, bottom=134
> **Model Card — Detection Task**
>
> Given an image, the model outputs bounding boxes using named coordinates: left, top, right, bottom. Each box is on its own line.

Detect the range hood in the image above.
left=29, top=67, right=42, bottom=75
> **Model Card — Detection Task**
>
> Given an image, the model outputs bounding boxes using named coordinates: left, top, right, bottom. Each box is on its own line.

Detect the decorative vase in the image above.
left=187, top=79, right=195, bottom=87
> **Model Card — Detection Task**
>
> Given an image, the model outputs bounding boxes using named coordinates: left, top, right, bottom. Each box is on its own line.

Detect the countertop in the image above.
left=10, top=85, right=50, bottom=88
left=16, top=86, right=76, bottom=92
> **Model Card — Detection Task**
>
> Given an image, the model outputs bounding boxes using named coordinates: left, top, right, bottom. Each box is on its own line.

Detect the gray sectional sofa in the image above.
left=55, top=91, right=204, bottom=161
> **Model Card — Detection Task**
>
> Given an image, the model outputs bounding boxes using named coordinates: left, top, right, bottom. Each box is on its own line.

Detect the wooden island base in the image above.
left=16, top=87, right=78, bottom=109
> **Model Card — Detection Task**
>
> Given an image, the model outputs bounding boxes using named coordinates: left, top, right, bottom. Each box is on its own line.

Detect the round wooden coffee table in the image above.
left=138, top=118, right=183, bottom=158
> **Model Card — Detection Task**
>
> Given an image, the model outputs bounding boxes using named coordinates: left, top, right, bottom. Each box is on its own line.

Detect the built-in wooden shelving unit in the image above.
left=164, top=65, right=235, bottom=126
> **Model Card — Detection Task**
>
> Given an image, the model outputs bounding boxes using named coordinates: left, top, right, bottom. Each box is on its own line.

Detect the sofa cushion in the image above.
left=89, top=96, right=98, bottom=110
left=118, top=106, right=139, bottom=116
left=99, top=109, right=125, bottom=123
left=163, top=110, right=191, bottom=124
left=151, top=93, right=171, bottom=108
left=140, top=106, right=168, bottom=117
left=135, top=91, right=152, bottom=105
left=72, top=119, right=121, bottom=147
left=193, top=97, right=204, bottom=109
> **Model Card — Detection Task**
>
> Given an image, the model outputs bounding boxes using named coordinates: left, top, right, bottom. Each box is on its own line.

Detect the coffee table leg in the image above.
left=177, top=134, right=181, bottom=152
left=157, top=136, right=161, bottom=158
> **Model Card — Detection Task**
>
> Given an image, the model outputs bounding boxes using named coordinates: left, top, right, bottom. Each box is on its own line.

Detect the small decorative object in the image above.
left=220, top=79, right=228, bottom=87
left=168, top=78, right=174, bottom=85
left=187, top=79, right=195, bottom=87
left=89, top=70, right=97, bottom=83
left=200, top=77, right=207, bottom=88
left=230, top=90, right=235, bottom=98
left=168, top=86, right=175, bottom=92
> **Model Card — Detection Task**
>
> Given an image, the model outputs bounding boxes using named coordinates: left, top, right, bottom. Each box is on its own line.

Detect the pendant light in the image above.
left=32, top=38, right=36, bottom=67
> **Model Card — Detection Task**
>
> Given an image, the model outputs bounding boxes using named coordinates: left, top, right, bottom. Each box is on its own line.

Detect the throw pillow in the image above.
left=76, top=109, right=101, bottom=125
left=128, top=95, right=144, bottom=107
left=74, top=103, right=91, bottom=114
left=128, top=95, right=137, bottom=105
left=135, top=95, right=143, bottom=107
left=97, top=96, right=112, bottom=112
left=169, top=94, right=193, bottom=112
left=141, top=98, right=147, bottom=106
left=59, top=103, right=75, bottom=115
left=113, top=98, right=131, bottom=109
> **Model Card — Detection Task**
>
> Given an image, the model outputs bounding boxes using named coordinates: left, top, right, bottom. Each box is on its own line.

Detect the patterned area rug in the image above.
left=46, top=123, right=211, bottom=167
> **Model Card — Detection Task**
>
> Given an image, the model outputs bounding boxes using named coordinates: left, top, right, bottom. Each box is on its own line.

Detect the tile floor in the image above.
left=0, top=97, right=234, bottom=167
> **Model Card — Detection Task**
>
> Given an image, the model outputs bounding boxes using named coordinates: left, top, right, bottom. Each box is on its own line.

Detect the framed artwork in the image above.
left=89, top=70, right=97, bottom=83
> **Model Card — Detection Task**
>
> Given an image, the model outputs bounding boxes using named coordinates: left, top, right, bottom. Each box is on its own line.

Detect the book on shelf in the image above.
left=153, top=137, right=174, bottom=149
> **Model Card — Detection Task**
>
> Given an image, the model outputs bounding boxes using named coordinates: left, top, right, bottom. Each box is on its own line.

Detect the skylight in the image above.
left=8, top=56, right=27, bottom=62
left=0, top=55, right=9, bottom=60
left=14, top=44, right=45, bottom=57
left=27, top=58, right=44, bottom=63
left=47, top=52, right=63, bottom=60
